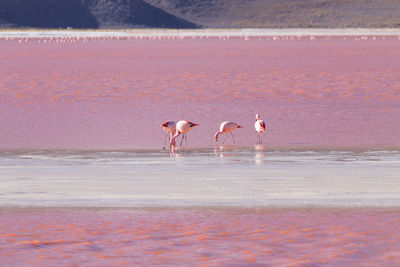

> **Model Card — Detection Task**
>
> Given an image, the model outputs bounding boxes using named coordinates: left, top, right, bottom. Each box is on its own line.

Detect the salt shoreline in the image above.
left=2, top=150, right=399, bottom=208
left=1, top=28, right=400, bottom=38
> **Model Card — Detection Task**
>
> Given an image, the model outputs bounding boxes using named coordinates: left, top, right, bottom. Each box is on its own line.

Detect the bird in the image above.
left=214, top=121, right=243, bottom=144
left=254, top=114, right=266, bottom=144
left=161, top=121, right=176, bottom=150
left=171, top=120, right=199, bottom=147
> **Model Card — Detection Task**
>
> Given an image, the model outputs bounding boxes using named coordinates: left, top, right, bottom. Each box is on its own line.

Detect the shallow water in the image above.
left=1, top=148, right=399, bottom=266
left=1, top=35, right=400, bottom=265
left=1, top=148, right=399, bottom=207
left=1, top=37, right=400, bottom=150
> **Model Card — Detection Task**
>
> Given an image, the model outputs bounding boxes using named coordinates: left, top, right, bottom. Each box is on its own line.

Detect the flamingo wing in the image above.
left=260, top=121, right=266, bottom=131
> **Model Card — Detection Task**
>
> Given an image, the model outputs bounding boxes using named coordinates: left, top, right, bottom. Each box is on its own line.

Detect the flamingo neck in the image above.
left=214, top=131, right=222, bottom=142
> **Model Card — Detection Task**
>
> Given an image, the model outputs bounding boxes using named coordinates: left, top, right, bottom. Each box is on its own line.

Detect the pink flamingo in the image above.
left=161, top=121, right=176, bottom=150
left=254, top=114, right=266, bottom=144
left=214, top=121, right=243, bottom=144
left=171, top=120, right=199, bottom=147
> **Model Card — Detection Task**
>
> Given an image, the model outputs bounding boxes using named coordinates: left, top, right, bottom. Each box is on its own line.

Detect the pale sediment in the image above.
left=1, top=28, right=400, bottom=38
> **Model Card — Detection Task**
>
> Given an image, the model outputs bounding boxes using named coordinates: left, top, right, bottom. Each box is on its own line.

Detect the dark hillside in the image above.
left=0, top=0, right=399, bottom=28
left=0, top=0, right=98, bottom=28
left=84, top=0, right=197, bottom=28
left=0, top=0, right=197, bottom=28
left=146, top=0, right=400, bottom=28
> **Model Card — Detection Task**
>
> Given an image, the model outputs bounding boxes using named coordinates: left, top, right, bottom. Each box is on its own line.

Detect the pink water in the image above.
left=1, top=36, right=400, bottom=266
left=1, top=37, right=399, bottom=149
left=1, top=208, right=400, bottom=266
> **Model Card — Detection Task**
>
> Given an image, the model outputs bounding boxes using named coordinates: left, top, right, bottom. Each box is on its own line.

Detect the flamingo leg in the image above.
left=231, top=133, right=236, bottom=144
left=162, top=132, right=169, bottom=150
left=171, top=132, right=180, bottom=147
left=222, top=133, right=228, bottom=144
left=260, top=135, right=263, bottom=144
left=170, top=133, right=175, bottom=146
left=180, top=134, right=184, bottom=146
left=185, top=133, right=188, bottom=146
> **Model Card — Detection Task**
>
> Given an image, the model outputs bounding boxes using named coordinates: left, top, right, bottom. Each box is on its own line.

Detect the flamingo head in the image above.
left=161, top=121, right=172, bottom=132
left=255, top=114, right=260, bottom=121
left=189, top=122, right=199, bottom=128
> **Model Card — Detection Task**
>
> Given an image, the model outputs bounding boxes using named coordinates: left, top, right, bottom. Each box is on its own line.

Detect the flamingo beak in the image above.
left=238, top=125, right=244, bottom=128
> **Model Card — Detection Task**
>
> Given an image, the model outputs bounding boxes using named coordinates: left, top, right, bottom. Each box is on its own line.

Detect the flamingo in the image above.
left=171, top=120, right=199, bottom=147
left=214, top=121, right=243, bottom=144
left=254, top=114, right=266, bottom=144
left=161, top=121, right=176, bottom=150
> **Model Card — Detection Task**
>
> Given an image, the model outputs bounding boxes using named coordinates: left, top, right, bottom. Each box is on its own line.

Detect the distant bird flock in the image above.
left=161, top=114, right=266, bottom=150
left=4, top=34, right=395, bottom=45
